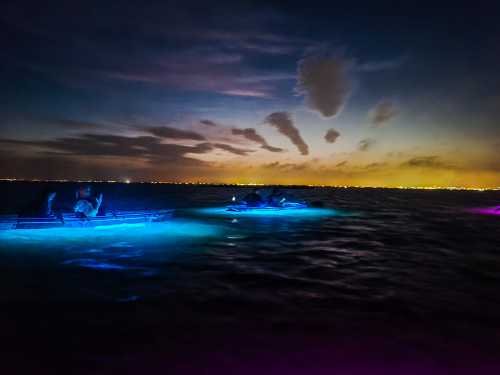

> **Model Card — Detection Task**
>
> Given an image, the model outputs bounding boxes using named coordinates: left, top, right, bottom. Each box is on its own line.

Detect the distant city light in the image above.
left=0, top=178, right=498, bottom=191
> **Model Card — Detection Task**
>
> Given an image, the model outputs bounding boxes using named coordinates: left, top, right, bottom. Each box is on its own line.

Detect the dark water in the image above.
left=1, top=182, right=499, bottom=374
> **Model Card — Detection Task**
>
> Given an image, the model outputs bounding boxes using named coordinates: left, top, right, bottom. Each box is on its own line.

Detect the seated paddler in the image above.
left=267, top=187, right=286, bottom=207
left=74, top=185, right=103, bottom=217
left=242, top=188, right=264, bottom=207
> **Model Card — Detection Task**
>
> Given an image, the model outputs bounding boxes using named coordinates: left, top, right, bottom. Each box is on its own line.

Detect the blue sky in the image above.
left=1, top=0, right=499, bottom=186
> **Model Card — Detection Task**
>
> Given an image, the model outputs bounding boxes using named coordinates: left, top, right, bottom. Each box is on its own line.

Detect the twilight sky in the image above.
left=1, top=0, right=499, bottom=187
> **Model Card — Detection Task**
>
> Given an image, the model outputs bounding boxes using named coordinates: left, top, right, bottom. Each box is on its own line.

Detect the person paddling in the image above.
left=74, top=185, right=103, bottom=217
left=267, top=187, right=286, bottom=207
left=242, top=188, right=264, bottom=207
left=20, top=188, right=57, bottom=217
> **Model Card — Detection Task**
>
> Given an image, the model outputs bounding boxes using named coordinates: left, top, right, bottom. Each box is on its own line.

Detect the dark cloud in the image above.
left=199, top=119, right=218, bottom=127
left=324, top=128, right=340, bottom=143
left=0, top=133, right=252, bottom=167
left=262, top=161, right=307, bottom=171
left=263, top=161, right=281, bottom=169
left=358, top=138, right=376, bottom=151
left=145, top=126, right=206, bottom=141
left=231, top=127, right=283, bottom=152
left=0, top=113, right=112, bottom=137
left=296, top=54, right=352, bottom=118
left=401, top=156, right=448, bottom=168
left=264, top=112, right=309, bottom=155
left=210, top=143, right=253, bottom=156
left=370, top=100, right=397, bottom=128
left=363, top=162, right=387, bottom=169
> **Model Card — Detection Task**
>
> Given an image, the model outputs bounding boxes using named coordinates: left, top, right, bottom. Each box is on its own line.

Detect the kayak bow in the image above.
left=0, top=210, right=173, bottom=230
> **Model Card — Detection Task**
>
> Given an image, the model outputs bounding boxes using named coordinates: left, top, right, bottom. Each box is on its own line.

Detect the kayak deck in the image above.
left=0, top=210, right=174, bottom=230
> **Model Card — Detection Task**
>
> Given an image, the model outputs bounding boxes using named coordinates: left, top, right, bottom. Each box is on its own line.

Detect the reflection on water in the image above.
left=190, top=206, right=345, bottom=218
left=0, top=184, right=500, bottom=372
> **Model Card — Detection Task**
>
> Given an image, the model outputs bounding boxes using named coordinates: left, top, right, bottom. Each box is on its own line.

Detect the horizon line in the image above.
left=0, top=178, right=499, bottom=191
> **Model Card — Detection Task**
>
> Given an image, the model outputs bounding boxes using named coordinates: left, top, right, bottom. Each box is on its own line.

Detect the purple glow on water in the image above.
left=468, top=206, right=500, bottom=216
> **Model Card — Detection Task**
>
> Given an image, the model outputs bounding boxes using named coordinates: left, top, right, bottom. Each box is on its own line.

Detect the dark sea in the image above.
left=1, top=182, right=499, bottom=374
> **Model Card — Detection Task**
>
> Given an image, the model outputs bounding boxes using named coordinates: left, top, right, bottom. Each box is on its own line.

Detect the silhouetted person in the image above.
left=74, top=185, right=103, bottom=217
left=267, top=187, right=286, bottom=207
left=242, top=188, right=264, bottom=207
left=20, top=187, right=57, bottom=217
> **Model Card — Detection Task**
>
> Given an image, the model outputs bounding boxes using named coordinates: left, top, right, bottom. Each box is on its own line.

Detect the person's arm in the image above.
left=46, top=192, right=56, bottom=216
left=89, top=194, right=103, bottom=217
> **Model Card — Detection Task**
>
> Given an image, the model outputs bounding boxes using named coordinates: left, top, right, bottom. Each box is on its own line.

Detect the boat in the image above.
left=226, top=201, right=308, bottom=212
left=0, top=210, right=174, bottom=230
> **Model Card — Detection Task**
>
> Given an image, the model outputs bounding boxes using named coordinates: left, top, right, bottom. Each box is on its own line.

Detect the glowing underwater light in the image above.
left=191, top=207, right=343, bottom=218
left=468, top=206, right=500, bottom=216
left=94, top=223, right=146, bottom=230
left=0, top=219, right=224, bottom=246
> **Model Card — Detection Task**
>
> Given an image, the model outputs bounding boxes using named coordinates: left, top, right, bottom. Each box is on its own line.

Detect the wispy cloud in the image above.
left=199, top=119, right=218, bottom=127
left=358, top=138, right=376, bottom=151
left=219, top=89, right=270, bottom=98
left=0, top=132, right=254, bottom=165
left=265, top=112, right=309, bottom=155
left=401, top=156, right=449, bottom=168
left=356, top=56, right=408, bottom=72
left=231, top=127, right=283, bottom=152
left=145, top=126, right=206, bottom=141
left=370, top=100, right=397, bottom=128
left=211, top=143, right=254, bottom=156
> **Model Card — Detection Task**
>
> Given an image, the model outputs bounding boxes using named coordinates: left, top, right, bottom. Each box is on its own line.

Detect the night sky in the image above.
left=1, top=1, right=499, bottom=187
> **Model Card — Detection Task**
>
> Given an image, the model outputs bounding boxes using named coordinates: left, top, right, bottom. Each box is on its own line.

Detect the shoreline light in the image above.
left=0, top=178, right=498, bottom=191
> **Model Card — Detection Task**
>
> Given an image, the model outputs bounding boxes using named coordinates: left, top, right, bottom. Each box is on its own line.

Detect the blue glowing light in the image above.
left=191, top=207, right=344, bottom=218
left=94, top=223, right=146, bottom=230
left=0, top=219, right=223, bottom=246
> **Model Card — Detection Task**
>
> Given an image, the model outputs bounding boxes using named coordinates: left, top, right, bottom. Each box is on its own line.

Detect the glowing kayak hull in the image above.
left=0, top=210, right=173, bottom=230
left=226, top=202, right=308, bottom=212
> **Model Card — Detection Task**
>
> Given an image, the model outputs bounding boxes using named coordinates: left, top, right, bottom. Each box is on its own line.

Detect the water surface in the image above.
left=1, top=182, right=499, bottom=373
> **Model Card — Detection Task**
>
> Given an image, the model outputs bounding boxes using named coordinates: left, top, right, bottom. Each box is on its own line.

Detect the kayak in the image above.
left=0, top=210, right=174, bottom=230
left=227, top=202, right=308, bottom=212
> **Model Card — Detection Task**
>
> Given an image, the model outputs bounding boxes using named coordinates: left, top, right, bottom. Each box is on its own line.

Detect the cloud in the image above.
left=324, top=128, right=341, bottom=143
left=183, top=30, right=307, bottom=55
left=363, top=162, right=387, bottom=169
left=145, top=126, right=206, bottom=141
left=231, top=127, right=283, bottom=152
left=0, top=132, right=253, bottom=166
left=265, top=112, right=309, bottom=155
left=2, top=2, right=308, bottom=101
left=0, top=113, right=113, bottom=136
left=358, top=138, right=376, bottom=151
left=370, top=100, right=397, bottom=128
left=199, top=119, right=218, bottom=127
left=210, top=143, right=253, bottom=156
left=356, top=56, right=408, bottom=72
left=296, top=54, right=352, bottom=118
left=45, top=118, right=106, bottom=130
left=262, top=161, right=307, bottom=171
left=218, top=89, right=270, bottom=98
left=401, top=156, right=448, bottom=168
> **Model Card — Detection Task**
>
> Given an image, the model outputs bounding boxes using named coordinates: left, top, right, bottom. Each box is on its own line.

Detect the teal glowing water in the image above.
left=191, top=206, right=344, bottom=218
left=0, top=183, right=499, bottom=373
left=0, top=219, right=224, bottom=254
